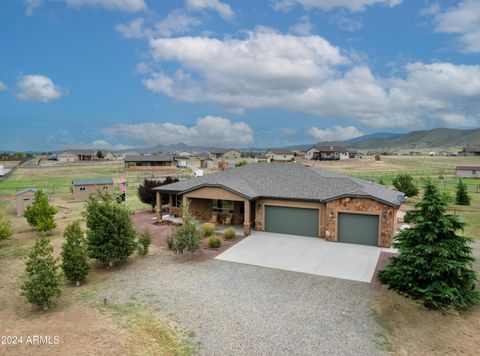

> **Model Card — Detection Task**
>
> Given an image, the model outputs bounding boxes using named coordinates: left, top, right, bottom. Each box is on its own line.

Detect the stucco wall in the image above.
left=73, top=184, right=114, bottom=201
left=325, top=197, right=397, bottom=247
left=16, top=191, right=36, bottom=216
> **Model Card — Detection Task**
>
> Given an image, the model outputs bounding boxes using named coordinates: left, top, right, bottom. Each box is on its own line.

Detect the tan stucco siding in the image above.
left=73, top=184, right=114, bottom=201
left=183, top=187, right=246, bottom=201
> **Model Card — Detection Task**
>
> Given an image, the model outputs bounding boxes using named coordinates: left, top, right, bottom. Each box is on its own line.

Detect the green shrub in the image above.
left=61, top=220, right=90, bottom=286
left=24, top=190, right=57, bottom=235
left=0, top=212, right=13, bottom=242
left=392, top=173, right=418, bottom=197
left=167, top=200, right=201, bottom=256
left=201, top=223, right=215, bottom=237
left=137, top=230, right=152, bottom=256
left=224, top=228, right=236, bottom=240
left=208, top=236, right=221, bottom=248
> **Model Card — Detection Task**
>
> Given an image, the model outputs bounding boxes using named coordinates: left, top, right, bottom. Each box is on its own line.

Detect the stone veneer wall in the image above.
left=325, top=197, right=396, bottom=247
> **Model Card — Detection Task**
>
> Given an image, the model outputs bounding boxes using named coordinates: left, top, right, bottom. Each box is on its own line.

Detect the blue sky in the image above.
left=0, top=0, right=479, bottom=151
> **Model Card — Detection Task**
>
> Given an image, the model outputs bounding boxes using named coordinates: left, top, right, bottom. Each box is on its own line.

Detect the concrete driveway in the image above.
left=216, top=232, right=396, bottom=282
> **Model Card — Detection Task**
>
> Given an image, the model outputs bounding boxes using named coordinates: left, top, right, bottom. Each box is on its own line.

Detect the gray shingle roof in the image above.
left=124, top=155, right=174, bottom=162
left=72, top=178, right=114, bottom=186
left=16, top=188, right=38, bottom=196
left=154, top=163, right=404, bottom=207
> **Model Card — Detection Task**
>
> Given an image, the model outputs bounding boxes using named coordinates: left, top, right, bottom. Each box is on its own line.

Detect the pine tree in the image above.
left=378, top=179, right=479, bottom=310
left=0, top=212, right=13, bottom=242
left=455, top=179, right=471, bottom=205
left=21, top=237, right=62, bottom=311
left=84, top=192, right=136, bottom=267
left=61, top=220, right=90, bottom=285
left=24, top=190, right=57, bottom=235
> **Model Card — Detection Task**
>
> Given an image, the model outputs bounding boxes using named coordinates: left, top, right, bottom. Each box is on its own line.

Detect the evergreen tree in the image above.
left=21, top=237, right=62, bottom=311
left=61, top=220, right=90, bottom=285
left=0, top=212, right=13, bottom=242
left=378, top=179, right=479, bottom=310
left=24, top=190, right=57, bottom=235
left=84, top=192, right=136, bottom=267
left=392, top=173, right=419, bottom=197
left=455, top=179, right=471, bottom=205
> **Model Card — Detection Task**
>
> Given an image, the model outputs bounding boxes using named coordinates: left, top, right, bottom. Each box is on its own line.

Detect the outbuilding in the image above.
left=456, top=165, right=480, bottom=179
left=72, top=178, right=114, bottom=201
left=16, top=188, right=38, bottom=216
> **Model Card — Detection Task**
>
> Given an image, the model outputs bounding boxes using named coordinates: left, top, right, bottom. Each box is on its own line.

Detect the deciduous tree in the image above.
left=24, top=190, right=57, bottom=235
left=61, top=220, right=90, bottom=285
left=137, top=177, right=179, bottom=212
left=392, top=173, right=419, bottom=197
left=0, top=212, right=13, bottom=242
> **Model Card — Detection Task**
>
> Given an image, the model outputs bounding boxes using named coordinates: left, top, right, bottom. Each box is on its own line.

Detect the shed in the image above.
left=456, top=165, right=480, bottom=179
left=72, top=178, right=114, bottom=201
left=199, top=157, right=214, bottom=169
left=16, top=188, right=38, bottom=216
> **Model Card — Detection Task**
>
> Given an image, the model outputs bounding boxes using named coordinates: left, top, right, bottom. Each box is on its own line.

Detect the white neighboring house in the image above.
left=0, top=165, right=6, bottom=177
left=305, top=146, right=349, bottom=160
left=265, top=150, right=294, bottom=162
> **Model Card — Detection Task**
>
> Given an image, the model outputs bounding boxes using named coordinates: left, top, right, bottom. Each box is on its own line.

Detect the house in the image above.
left=104, top=152, right=116, bottom=161
left=456, top=165, right=480, bottom=179
left=265, top=150, right=294, bottom=162
left=16, top=188, right=37, bottom=216
left=209, top=149, right=241, bottom=160
left=57, top=149, right=98, bottom=162
left=199, top=157, right=214, bottom=169
left=348, top=149, right=360, bottom=159
left=154, top=163, right=404, bottom=247
left=254, top=154, right=269, bottom=163
left=72, top=178, right=114, bottom=201
left=118, top=151, right=142, bottom=160
left=459, top=146, right=480, bottom=156
left=124, top=155, right=176, bottom=169
left=305, top=146, right=349, bottom=161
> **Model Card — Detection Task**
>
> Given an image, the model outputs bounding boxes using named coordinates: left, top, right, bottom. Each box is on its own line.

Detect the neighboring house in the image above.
left=199, top=157, right=214, bottom=169
left=57, top=150, right=98, bottom=162
left=16, top=188, right=37, bottom=216
left=305, top=146, right=349, bottom=160
left=124, top=155, right=176, bottom=169
left=459, top=146, right=480, bottom=156
left=456, top=165, right=480, bottom=179
left=210, top=149, right=241, bottom=160
left=104, top=152, right=116, bottom=161
left=265, top=150, right=294, bottom=162
left=118, top=151, right=142, bottom=160
left=154, top=163, right=404, bottom=247
left=255, top=154, right=269, bottom=163
left=72, top=178, right=114, bottom=201
left=348, top=150, right=360, bottom=159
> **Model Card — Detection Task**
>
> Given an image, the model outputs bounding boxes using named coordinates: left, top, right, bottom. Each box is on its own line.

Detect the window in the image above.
left=79, top=187, right=86, bottom=191
left=173, top=194, right=181, bottom=207
left=212, top=200, right=234, bottom=213
left=102, top=186, right=108, bottom=190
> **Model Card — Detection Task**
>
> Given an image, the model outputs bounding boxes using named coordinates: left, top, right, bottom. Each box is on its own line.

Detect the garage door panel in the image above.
left=265, top=206, right=318, bottom=237
left=338, top=213, right=379, bottom=246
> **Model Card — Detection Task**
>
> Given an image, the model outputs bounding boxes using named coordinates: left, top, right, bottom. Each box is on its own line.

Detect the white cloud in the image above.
left=16, top=75, right=65, bottom=102
left=155, top=10, right=202, bottom=37
left=91, top=140, right=132, bottom=150
left=272, top=0, right=402, bottom=12
left=24, top=0, right=146, bottom=14
left=307, top=125, right=363, bottom=141
left=103, top=116, right=253, bottom=146
left=0, top=81, right=7, bottom=91
left=290, top=16, right=313, bottom=35
left=142, top=29, right=480, bottom=130
left=186, top=0, right=234, bottom=19
left=329, top=9, right=363, bottom=31
left=433, top=0, right=480, bottom=53
left=115, top=18, right=152, bottom=39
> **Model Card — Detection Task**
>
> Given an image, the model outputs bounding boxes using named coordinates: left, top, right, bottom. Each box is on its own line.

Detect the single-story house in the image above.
left=124, top=155, right=176, bottom=168
left=72, top=178, right=114, bottom=201
left=348, top=150, right=360, bottom=159
left=154, top=163, right=404, bottom=247
left=57, top=150, right=98, bottom=162
left=265, top=150, right=294, bottom=162
left=255, top=155, right=269, bottom=163
left=458, top=146, right=480, bottom=157
left=104, top=152, right=116, bottom=161
left=16, top=188, right=37, bottom=216
left=305, top=146, right=349, bottom=161
left=209, top=149, right=241, bottom=160
left=199, top=157, right=214, bottom=169
left=456, top=165, right=480, bottom=179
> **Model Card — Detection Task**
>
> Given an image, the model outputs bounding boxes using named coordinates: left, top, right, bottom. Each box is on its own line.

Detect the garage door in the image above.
left=265, top=206, right=318, bottom=237
left=338, top=213, right=379, bottom=246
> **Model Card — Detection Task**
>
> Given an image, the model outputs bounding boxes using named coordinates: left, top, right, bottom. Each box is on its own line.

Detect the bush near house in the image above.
left=21, top=237, right=62, bottom=311
left=137, top=230, right=152, bottom=256
left=455, top=179, right=471, bottom=206
left=201, top=223, right=215, bottom=237
left=224, top=228, right=236, bottom=240
left=84, top=192, right=137, bottom=267
left=0, top=212, right=13, bottom=242
left=24, top=190, right=57, bottom=235
left=137, top=177, right=179, bottom=212
left=392, top=173, right=419, bottom=197
left=166, top=200, right=201, bottom=256
left=378, top=179, right=479, bottom=310
left=208, top=236, right=222, bottom=248
left=61, top=220, right=90, bottom=286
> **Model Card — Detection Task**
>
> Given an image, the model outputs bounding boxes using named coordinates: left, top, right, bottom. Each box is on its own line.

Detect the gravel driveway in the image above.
left=101, top=251, right=387, bottom=356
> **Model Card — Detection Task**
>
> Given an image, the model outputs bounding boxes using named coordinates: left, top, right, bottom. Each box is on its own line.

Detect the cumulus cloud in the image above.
left=272, top=0, right=402, bottom=12
left=24, top=0, right=146, bottom=14
left=16, top=75, right=65, bottom=102
left=141, top=28, right=480, bottom=129
left=186, top=0, right=234, bottom=19
left=115, top=18, right=152, bottom=39
left=307, top=125, right=363, bottom=142
left=433, top=0, right=480, bottom=54
left=0, top=81, right=7, bottom=91
left=103, top=116, right=254, bottom=146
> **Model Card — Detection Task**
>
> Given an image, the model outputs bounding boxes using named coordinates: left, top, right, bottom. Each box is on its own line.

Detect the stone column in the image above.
left=243, top=200, right=251, bottom=236
left=156, top=191, right=162, bottom=222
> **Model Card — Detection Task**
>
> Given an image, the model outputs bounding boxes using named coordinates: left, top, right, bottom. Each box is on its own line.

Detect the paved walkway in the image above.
left=216, top=232, right=396, bottom=282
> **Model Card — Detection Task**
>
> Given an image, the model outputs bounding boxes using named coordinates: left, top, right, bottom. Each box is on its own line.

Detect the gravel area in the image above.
left=100, top=250, right=387, bottom=356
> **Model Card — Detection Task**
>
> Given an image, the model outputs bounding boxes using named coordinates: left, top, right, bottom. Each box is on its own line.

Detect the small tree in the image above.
left=24, top=190, right=57, bottom=235
left=455, top=179, right=471, bottom=205
left=0, top=212, right=13, bottom=242
left=378, top=179, right=479, bottom=310
left=167, top=200, right=201, bottom=257
left=61, top=220, right=90, bottom=286
left=84, top=192, right=136, bottom=267
left=137, top=230, right=152, bottom=256
left=392, top=173, right=419, bottom=197
left=137, top=177, right=179, bottom=212
left=21, top=237, right=62, bottom=311
left=96, top=150, right=103, bottom=159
